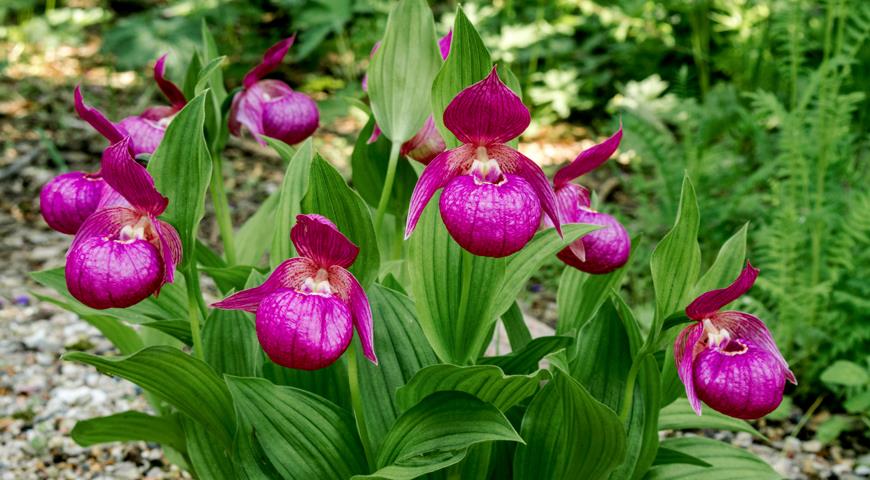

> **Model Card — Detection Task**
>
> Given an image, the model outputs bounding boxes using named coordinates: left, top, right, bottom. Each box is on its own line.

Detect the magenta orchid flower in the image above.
left=363, top=32, right=452, bottom=165
left=229, top=37, right=319, bottom=146
left=404, top=68, right=560, bottom=258
left=63, top=91, right=181, bottom=309
left=542, top=126, right=630, bottom=274
left=213, top=214, right=376, bottom=370
left=675, top=263, right=796, bottom=419
left=39, top=88, right=132, bottom=235
left=117, top=55, right=188, bottom=156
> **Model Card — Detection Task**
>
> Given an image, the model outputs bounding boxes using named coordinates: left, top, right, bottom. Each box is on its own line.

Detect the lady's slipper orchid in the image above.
left=543, top=127, right=630, bottom=274
left=674, top=263, right=796, bottom=419
left=214, top=214, right=377, bottom=370
left=63, top=97, right=181, bottom=309
left=228, top=37, right=319, bottom=146
left=117, top=55, right=188, bottom=155
left=364, top=32, right=452, bottom=164
left=40, top=88, right=131, bottom=234
left=404, top=67, right=560, bottom=258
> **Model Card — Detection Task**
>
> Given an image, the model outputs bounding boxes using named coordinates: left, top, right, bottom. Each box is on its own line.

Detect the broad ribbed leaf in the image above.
left=431, top=6, right=492, bottom=149
left=303, top=155, right=380, bottom=287
left=148, top=93, right=212, bottom=268
left=491, top=224, right=600, bottom=320
left=269, top=138, right=314, bottom=267
left=351, top=117, right=418, bottom=215
left=183, top=416, right=236, bottom=480
left=359, top=391, right=522, bottom=479
left=235, top=192, right=279, bottom=265
left=225, top=376, right=367, bottom=480
left=646, top=437, right=778, bottom=479
left=556, top=265, right=626, bottom=335
left=652, top=447, right=712, bottom=467
left=64, top=346, right=234, bottom=445
left=356, top=284, right=438, bottom=452
left=200, top=265, right=257, bottom=294
left=480, top=336, right=574, bottom=375
left=32, top=268, right=188, bottom=324
left=262, top=359, right=351, bottom=411
left=500, top=302, right=532, bottom=350
left=649, top=174, right=700, bottom=339
left=71, top=411, right=186, bottom=453
left=368, top=0, right=441, bottom=143
left=396, top=364, right=545, bottom=413
left=141, top=319, right=192, bottom=345
left=33, top=293, right=142, bottom=354
left=659, top=398, right=765, bottom=438
left=514, top=372, right=626, bottom=480
left=691, top=222, right=749, bottom=302
left=408, top=193, right=504, bottom=364
left=202, top=309, right=261, bottom=377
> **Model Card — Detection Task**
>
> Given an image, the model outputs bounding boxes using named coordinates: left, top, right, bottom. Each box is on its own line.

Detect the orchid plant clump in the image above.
left=33, top=2, right=792, bottom=479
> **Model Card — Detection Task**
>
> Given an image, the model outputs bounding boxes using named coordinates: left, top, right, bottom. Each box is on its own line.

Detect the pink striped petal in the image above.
left=686, top=262, right=759, bottom=320
left=404, top=148, right=466, bottom=238
left=117, top=116, right=166, bottom=156
left=674, top=322, right=706, bottom=415
left=711, top=311, right=796, bottom=385
left=212, top=257, right=318, bottom=313
left=553, top=125, right=623, bottom=189
left=154, top=219, right=182, bottom=287
left=291, top=214, right=359, bottom=268
left=74, top=86, right=125, bottom=144
left=243, top=36, right=295, bottom=89
left=328, top=266, right=377, bottom=365
left=100, top=138, right=168, bottom=215
left=153, top=54, right=187, bottom=109
left=443, top=67, right=530, bottom=146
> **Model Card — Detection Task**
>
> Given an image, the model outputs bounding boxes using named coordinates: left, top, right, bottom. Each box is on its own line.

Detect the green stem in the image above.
left=374, top=142, right=402, bottom=235
left=347, top=341, right=375, bottom=469
left=210, top=152, right=237, bottom=265
left=184, top=267, right=206, bottom=360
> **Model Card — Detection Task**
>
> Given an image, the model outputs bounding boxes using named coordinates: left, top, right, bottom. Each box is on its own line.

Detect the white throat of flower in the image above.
left=703, top=319, right=732, bottom=349
left=116, top=217, right=151, bottom=244
left=302, top=268, right=332, bottom=295
left=471, top=147, right=505, bottom=185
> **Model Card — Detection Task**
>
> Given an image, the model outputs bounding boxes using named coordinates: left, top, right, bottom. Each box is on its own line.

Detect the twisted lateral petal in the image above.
left=686, top=262, right=759, bottom=320
left=328, top=266, right=377, bottom=364
left=291, top=214, right=359, bottom=269
left=212, top=257, right=317, bottom=313
left=74, top=86, right=125, bottom=144
left=711, top=311, right=796, bottom=384
left=100, top=138, right=168, bottom=215
left=494, top=146, right=561, bottom=233
left=443, top=67, right=530, bottom=146
left=243, top=36, right=295, bottom=89
left=117, top=116, right=166, bottom=156
left=40, top=172, right=107, bottom=234
left=404, top=149, right=466, bottom=238
left=255, top=288, right=353, bottom=370
left=153, top=54, right=187, bottom=109
left=555, top=209, right=630, bottom=274
left=154, top=219, right=182, bottom=286
left=439, top=174, right=542, bottom=257
left=674, top=322, right=705, bottom=414
left=553, top=125, right=623, bottom=189
left=692, top=338, right=786, bottom=419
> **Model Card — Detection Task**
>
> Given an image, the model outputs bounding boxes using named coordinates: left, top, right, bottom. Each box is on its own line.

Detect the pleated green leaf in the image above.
left=269, top=138, right=314, bottom=267
left=183, top=416, right=236, bottom=480
left=500, top=301, right=532, bottom=350
left=235, top=191, right=279, bottom=266
left=649, top=174, right=700, bottom=339
left=140, top=319, right=192, bottom=345
left=148, top=93, right=212, bottom=269
left=368, top=0, right=441, bottom=143
left=658, top=398, right=765, bottom=439
left=645, top=437, right=778, bottom=480
left=479, top=336, right=574, bottom=375
left=514, top=371, right=627, bottom=480
left=430, top=6, right=492, bottom=149
left=64, top=346, right=234, bottom=445
left=199, top=265, right=258, bottom=295
left=359, top=391, right=522, bottom=479
left=396, top=364, right=546, bottom=413
left=33, top=293, right=142, bottom=354
left=355, top=284, right=438, bottom=452
left=262, top=359, right=351, bottom=411
left=556, top=264, right=626, bottom=335
left=303, top=155, right=380, bottom=287
left=350, top=117, right=418, bottom=215
left=202, top=308, right=262, bottom=377
left=225, top=376, right=367, bottom=480
left=652, top=447, right=712, bottom=467
left=691, top=222, right=749, bottom=301
left=71, top=411, right=186, bottom=453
